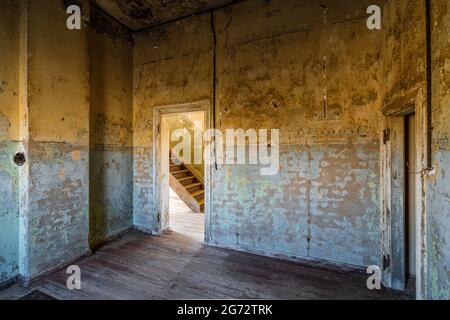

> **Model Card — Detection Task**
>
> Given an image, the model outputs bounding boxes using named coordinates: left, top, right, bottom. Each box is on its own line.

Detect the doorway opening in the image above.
left=384, top=111, right=419, bottom=294
left=153, top=101, right=211, bottom=244
left=381, top=90, right=427, bottom=298
left=163, top=112, right=205, bottom=242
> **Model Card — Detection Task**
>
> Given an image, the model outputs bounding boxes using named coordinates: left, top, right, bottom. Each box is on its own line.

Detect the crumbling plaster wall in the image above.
left=382, top=0, right=450, bottom=300
left=133, top=13, right=213, bottom=232
left=381, top=0, right=427, bottom=292
left=21, top=0, right=91, bottom=280
left=133, top=0, right=384, bottom=267
left=0, top=0, right=134, bottom=284
left=0, top=0, right=447, bottom=298
left=382, top=0, right=426, bottom=105
left=89, top=4, right=134, bottom=248
left=429, top=0, right=450, bottom=300
left=0, top=0, right=20, bottom=286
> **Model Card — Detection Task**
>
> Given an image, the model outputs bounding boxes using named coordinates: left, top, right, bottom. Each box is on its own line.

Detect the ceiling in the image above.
left=92, top=0, right=237, bottom=32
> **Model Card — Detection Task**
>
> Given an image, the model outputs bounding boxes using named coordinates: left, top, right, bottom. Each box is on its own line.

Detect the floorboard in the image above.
left=169, top=188, right=204, bottom=242
left=0, top=190, right=408, bottom=300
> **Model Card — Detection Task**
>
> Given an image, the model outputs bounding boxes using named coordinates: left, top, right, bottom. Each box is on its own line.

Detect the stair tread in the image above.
left=185, top=182, right=202, bottom=190
left=171, top=169, right=189, bottom=174
left=178, top=176, right=196, bottom=182
left=191, top=190, right=204, bottom=197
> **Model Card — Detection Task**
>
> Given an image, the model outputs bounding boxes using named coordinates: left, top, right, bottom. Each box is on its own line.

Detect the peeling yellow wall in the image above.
left=133, top=13, right=213, bottom=148
left=382, top=0, right=426, bottom=106
left=432, top=0, right=450, bottom=149
left=89, top=5, right=133, bottom=148
left=27, top=0, right=89, bottom=145
left=0, top=0, right=20, bottom=142
left=215, top=0, right=382, bottom=144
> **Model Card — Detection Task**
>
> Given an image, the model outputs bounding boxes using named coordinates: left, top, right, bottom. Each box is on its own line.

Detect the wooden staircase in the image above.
left=169, top=155, right=204, bottom=213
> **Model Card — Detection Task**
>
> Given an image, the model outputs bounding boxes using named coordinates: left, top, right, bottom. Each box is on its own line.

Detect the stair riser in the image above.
left=186, top=185, right=202, bottom=193
left=193, top=194, right=204, bottom=201
left=172, top=172, right=190, bottom=178
left=180, top=178, right=197, bottom=186
left=170, top=165, right=184, bottom=172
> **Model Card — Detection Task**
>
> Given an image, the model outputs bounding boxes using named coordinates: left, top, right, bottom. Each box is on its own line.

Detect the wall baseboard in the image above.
left=133, top=225, right=157, bottom=235
left=208, top=241, right=367, bottom=276
left=0, top=276, right=19, bottom=291
left=18, top=249, right=92, bottom=287
left=90, top=226, right=133, bottom=252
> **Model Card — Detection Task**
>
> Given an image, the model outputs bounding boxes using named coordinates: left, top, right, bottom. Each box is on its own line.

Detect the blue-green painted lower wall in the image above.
left=0, top=141, right=20, bottom=286
left=133, top=147, right=156, bottom=233
left=1, top=141, right=134, bottom=284
left=23, top=142, right=90, bottom=279
left=89, top=145, right=133, bottom=247
left=210, top=143, right=380, bottom=267
left=2, top=137, right=448, bottom=298
left=428, top=150, right=450, bottom=299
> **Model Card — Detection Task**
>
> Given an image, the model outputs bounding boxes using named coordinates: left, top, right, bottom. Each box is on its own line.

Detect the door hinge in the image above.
left=157, top=212, right=161, bottom=223
left=157, top=124, right=161, bottom=134
left=383, top=254, right=391, bottom=270
left=383, top=128, right=390, bottom=144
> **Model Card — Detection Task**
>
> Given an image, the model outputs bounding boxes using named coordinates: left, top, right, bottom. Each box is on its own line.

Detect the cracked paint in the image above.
left=0, top=0, right=449, bottom=300
left=427, top=0, right=450, bottom=300
left=133, top=0, right=384, bottom=269
left=0, top=0, right=20, bottom=286
left=89, top=4, right=134, bottom=247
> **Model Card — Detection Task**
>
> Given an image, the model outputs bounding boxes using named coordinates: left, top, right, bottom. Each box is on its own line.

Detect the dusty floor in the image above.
left=0, top=189, right=408, bottom=300
left=0, top=228, right=408, bottom=300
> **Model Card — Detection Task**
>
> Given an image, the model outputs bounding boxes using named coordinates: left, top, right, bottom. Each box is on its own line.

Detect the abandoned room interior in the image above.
left=0, top=0, right=449, bottom=302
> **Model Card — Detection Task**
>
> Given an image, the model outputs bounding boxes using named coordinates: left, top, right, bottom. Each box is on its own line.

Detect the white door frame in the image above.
left=152, top=100, right=212, bottom=243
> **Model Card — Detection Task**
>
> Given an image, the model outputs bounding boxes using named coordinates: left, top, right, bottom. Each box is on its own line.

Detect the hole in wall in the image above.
left=13, top=152, right=26, bottom=167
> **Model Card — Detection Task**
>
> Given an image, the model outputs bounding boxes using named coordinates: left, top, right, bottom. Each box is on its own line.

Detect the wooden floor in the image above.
left=168, top=188, right=204, bottom=242
left=0, top=192, right=407, bottom=300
